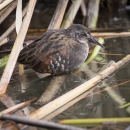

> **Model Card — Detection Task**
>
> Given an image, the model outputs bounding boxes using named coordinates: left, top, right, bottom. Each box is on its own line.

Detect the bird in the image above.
left=18, top=24, right=104, bottom=76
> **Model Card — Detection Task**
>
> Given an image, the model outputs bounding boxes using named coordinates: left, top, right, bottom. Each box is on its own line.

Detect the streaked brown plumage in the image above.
left=18, top=24, right=104, bottom=75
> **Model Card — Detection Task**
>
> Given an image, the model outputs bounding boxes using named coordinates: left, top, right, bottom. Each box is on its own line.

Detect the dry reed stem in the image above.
left=0, top=0, right=37, bottom=95
left=0, top=4, right=28, bottom=45
left=0, top=0, right=4, bottom=4
left=0, top=98, right=36, bottom=115
left=87, top=0, right=100, bottom=28
left=36, top=75, right=66, bottom=105
left=48, top=0, right=69, bottom=30
left=81, top=0, right=87, bottom=17
left=92, top=32, right=130, bottom=37
left=60, top=118, right=130, bottom=125
left=15, top=0, right=22, bottom=34
left=43, top=88, right=96, bottom=121
left=0, top=4, right=10, bottom=16
left=0, top=38, right=9, bottom=46
left=97, top=52, right=127, bottom=56
left=0, top=94, right=24, bottom=116
left=0, top=0, right=18, bottom=24
left=44, top=76, right=130, bottom=121
left=15, top=0, right=24, bottom=81
left=36, top=0, right=68, bottom=79
left=28, top=55, right=130, bottom=120
left=0, top=0, right=14, bottom=10
left=61, top=0, right=83, bottom=29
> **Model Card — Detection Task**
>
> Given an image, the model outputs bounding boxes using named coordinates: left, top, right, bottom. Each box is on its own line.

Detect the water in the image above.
left=1, top=1, right=130, bottom=129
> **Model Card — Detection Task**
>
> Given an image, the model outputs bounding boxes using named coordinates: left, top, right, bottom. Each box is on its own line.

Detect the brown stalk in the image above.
left=0, top=0, right=37, bottom=95
left=0, top=0, right=18, bottom=24
left=92, top=32, right=130, bottom=37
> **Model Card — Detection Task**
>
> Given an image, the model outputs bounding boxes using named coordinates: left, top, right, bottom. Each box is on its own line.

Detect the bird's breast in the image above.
left=68, top=42, right=89, bottom=71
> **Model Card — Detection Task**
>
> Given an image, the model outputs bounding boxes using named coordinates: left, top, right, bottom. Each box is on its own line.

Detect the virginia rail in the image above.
left=18, top=24, right=104, bottom=75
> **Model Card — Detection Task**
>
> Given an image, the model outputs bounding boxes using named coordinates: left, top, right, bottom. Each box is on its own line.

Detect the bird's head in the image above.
left=67, top=24, right=104, bottom=48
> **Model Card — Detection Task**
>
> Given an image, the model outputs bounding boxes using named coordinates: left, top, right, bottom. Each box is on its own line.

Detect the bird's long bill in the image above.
left=89, top=36, right=105, bottom=48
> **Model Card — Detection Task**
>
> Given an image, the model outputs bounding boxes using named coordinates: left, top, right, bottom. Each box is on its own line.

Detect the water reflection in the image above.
left=1, top=35, right=130, bottom=120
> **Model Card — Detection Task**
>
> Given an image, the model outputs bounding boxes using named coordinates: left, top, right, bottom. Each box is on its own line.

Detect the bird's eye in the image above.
left=81, top=33, right=86, bottom=36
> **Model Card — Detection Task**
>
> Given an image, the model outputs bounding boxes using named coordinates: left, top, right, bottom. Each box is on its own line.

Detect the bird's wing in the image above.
left=18, top=30, right=69, bottom=74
